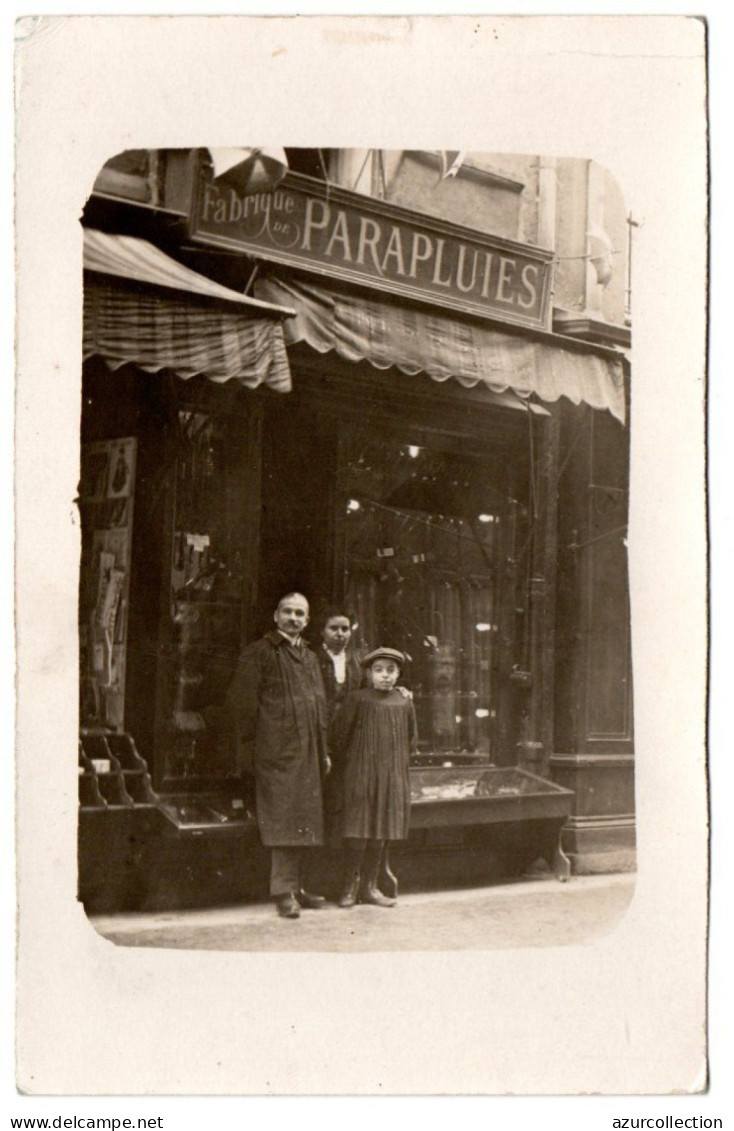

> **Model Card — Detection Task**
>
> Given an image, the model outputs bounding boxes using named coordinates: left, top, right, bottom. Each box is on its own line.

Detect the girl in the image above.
left=331, top=647, right=417, bottom=908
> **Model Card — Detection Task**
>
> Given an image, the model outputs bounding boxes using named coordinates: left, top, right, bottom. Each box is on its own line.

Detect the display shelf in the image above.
left=157, top=792, right=255, bottom=834
left=79, top=730, right=159, bottom=809
left=78, top=741, right=108, bottom=809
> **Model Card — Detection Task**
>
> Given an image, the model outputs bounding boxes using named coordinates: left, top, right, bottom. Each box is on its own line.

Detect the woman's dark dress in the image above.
left=316, top=646, right=364, bottom=832
left=332, top=687, right=418, bottom=840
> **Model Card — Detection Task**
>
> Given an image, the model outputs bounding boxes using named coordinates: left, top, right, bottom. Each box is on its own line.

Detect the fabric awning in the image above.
left=255, top=273, right=627, bottom=423
left=83, top=230, right=295, bottom=391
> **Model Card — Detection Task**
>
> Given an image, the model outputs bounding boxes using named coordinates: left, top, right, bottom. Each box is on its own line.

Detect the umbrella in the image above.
left=207, top=147, right=289, bottom=194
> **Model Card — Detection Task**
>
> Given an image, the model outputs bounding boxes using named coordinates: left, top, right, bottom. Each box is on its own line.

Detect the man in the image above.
left=178, top=593, right=330, bottom=919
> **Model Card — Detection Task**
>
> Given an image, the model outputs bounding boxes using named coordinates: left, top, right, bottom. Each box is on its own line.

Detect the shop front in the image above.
left=78, top=154, right=631, bottom=912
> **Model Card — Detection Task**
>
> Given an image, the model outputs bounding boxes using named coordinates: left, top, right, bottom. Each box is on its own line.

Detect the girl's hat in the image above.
left=361, top=646, right=410, bottom=667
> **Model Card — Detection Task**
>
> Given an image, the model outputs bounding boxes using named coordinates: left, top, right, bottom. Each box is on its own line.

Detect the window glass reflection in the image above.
left=343, top=438, right=507, bottom=766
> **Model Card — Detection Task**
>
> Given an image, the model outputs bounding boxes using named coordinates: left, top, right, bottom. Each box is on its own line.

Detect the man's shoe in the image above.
left=296, top=889, right=326, bottom=910
left=275, top=893, right=301, bottom=919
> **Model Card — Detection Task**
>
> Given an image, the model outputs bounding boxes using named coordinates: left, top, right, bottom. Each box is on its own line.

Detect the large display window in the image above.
left=164, top=408, right=254, bottom=781
left=340, top=429, right=531, bottom=766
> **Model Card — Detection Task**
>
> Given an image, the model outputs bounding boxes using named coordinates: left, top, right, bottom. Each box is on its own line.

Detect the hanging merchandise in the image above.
left=78, top=437, right=137, bottom=730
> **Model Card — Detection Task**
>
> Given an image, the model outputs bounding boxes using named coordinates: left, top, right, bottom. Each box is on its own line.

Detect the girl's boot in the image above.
left=337, top=839, right=365, bottom=908
left=359, top=841, right=397, bottom=907
left=380, top=843, right=398, bottom=900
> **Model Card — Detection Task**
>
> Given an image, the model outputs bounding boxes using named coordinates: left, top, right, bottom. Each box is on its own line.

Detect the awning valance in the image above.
left=83, top=230, right=294, bottom=392
left=255, top=273, right=627, bottom=423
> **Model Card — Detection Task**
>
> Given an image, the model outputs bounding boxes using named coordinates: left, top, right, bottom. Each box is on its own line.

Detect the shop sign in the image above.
left=189, top=171, right=553, bottom=331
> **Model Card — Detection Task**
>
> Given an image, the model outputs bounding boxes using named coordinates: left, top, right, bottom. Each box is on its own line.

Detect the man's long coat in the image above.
left=208, top=631, right=328, bottom=847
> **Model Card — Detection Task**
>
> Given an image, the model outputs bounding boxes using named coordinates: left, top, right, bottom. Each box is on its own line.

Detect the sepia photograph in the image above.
left=78, top=143, right=635, bottom=952
left=12, top=12, right=710, bottom=1100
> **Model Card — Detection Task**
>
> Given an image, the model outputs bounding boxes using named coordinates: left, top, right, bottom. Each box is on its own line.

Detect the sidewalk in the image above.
left=90, top=872, right=635, bottom=952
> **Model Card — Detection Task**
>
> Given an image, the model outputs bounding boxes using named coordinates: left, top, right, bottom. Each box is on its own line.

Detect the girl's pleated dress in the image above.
left=332, top=687, right=418, bottom=840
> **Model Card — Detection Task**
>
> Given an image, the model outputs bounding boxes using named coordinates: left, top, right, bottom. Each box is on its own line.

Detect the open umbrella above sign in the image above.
left=207, top=147, right=289, bottom=194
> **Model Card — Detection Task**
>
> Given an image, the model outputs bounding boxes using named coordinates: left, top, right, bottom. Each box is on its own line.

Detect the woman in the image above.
left=314, top=607, right=364, bottom=846
left=315, top=606, right=364, bottom=722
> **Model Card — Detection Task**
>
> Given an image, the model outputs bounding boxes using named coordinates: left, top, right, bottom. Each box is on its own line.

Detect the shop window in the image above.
left=387, top=151, right=525, bottom=239
left=342, top=436, right=523, bottom=767
left=164, top=408, right=253, bottom=782
left=92, top=149, right=155, bottom=204
left=284, top=148, right=335, bottom=181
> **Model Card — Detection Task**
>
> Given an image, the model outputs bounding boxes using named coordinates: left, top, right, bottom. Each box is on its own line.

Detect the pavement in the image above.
left=90, top=872, right=636, bottom=952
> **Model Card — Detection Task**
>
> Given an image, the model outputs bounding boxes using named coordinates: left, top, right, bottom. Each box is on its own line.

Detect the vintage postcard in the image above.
left=12, top=13, right=709, bottom=1101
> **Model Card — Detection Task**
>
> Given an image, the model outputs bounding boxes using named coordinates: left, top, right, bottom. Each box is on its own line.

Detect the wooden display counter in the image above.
left=79, top=746, right=574, bottom=913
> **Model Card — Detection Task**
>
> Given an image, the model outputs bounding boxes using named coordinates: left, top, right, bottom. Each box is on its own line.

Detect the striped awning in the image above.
left=256, top=273, right=627, bottom=422
left=83, top=230, right=295, bottom=392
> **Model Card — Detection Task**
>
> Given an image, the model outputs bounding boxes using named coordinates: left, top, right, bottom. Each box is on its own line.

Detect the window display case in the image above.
left=409, top=766, right=574, bottom=879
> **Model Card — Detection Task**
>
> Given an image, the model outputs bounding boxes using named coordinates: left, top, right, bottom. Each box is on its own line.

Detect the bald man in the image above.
left=182, top=593, right=331, bottom=918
